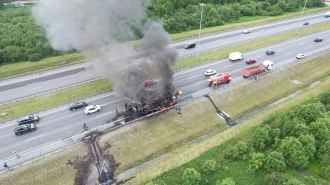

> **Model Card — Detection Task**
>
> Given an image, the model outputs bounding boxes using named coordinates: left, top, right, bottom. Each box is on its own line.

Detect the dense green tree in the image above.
left=276, top=137, right=309, bottom=169
left=264, top=151, right=287, bottom=172
left=298, top=134, right=316, bottom=160
left=182, top=168, right=201, bottom=185
left=309, top=121, right=330, bottom=149
left=232, top=141, right=250, bottom=159
left=203, top=160, right=217, bottom=174
left=294, top=103, right=326, bottom=124
left=249, top=152, right=264, bottom=170
left=252, top=125, right=271, bottom=150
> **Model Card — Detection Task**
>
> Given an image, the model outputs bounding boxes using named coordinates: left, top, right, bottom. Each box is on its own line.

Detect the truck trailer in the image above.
left=243, top=60, right=273, bottom=78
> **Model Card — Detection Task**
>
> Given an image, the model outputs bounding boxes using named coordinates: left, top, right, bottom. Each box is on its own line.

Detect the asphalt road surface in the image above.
left=0, top=30, right=329, bottom=163
left=0, top=13, right=329, bottom=103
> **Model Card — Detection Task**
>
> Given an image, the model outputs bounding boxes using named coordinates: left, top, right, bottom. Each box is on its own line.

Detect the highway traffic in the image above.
left=0, top=13, right=329, bottom=103
left=0, top=28, right=329, bottom=162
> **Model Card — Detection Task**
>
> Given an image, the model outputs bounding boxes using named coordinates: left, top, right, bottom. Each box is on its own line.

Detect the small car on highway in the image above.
left=17, top=115, right=39, bottom=125
left=296, top=53, right=305, bottom=59
left=184, top=43, right=196, bottom=49
left=246, top=59, right=256, bottom=64
left=84, top=105, right=101, bottom=115
left=303, top=22, right=309, bottom=25
left=266, top=50, right=275, bottom=55
left=205, top=69, right=216, bottom=76
left=143, top=79, right=157, bottom=87
left=69, top=101, right=88, bottom=111
left=14, top=123, right=37, bottom=136
left=243, top=29, right=251, bottom=34
left=314, top=37, right=323, bottom=42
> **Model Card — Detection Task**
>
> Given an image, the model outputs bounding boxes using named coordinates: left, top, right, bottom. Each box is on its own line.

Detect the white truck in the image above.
left=229, top=52, right=244, bottom=61
left=325, top=12, right=330, bottom=18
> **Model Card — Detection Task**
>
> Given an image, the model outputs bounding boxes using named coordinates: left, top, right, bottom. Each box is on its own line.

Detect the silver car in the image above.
left=205, top=69, right=216, bottom=76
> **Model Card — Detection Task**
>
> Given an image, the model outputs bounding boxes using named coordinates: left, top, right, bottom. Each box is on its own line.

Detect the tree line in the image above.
left=0, top=0, right=326, bottom=64
left=0, top=8, right=62, bottom=63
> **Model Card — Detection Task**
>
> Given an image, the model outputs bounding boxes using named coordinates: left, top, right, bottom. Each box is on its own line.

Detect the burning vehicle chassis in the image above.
left=125, top=89, right=182, bottom=117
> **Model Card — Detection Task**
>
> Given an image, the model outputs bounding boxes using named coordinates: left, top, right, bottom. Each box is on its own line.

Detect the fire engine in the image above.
left=208, top=72, right=231, bottom=88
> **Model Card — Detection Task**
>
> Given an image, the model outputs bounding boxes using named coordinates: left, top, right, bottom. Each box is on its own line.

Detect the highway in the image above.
left=0, top=13, right=329, bottom=103
left=0, top=29, right=329, bottom=165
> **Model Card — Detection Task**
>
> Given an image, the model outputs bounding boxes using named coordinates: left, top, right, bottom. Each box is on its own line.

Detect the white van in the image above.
left=229, top=52, right=244, bottom=61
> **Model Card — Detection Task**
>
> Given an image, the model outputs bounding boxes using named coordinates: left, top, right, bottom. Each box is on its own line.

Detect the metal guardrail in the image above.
left=1, top=47, right=330, bottom=172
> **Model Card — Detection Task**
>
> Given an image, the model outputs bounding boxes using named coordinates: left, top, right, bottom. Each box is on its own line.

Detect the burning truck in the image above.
left=125, top=87, right=182, bottom=116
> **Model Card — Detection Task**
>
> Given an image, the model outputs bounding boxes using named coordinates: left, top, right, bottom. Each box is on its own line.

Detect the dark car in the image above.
left=14, top=124, right=37, bottom=136
left=266, top=50, right=275, bottom=55
left=143, top=79, right=157, bottom=87
left=314, top=37, right=323, bottom=42
left=246, top=59, right=256, bottom=64
left=303, top=22, right=309, bottom=25
left=69, top=101, right=88, bottom=111
left=184, top=43, right=196, bottom=49
left=17, top=115, right=39, bottom=125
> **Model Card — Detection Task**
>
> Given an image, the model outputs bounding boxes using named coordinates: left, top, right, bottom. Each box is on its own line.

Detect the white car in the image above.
left=84, top=105, right=101, bottom=115
left=205, top=69, right=216, bottom=76
left=243, top=29, right=251, bottom=34
left=296, top=53, right=305, bottom=59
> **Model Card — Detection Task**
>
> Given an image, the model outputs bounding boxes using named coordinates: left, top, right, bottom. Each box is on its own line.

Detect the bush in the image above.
left=264, top=151, right=287, bottom=172
left=203, top=160, right=217, bottom=174
left=182, top=168, right=201, bottom=185
left=216, top=178, right=235, bottom=185
left=264, top=172, right=290, bottom=185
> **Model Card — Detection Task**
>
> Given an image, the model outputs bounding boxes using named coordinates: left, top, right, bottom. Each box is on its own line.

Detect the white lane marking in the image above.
left=25, top=134, right=45, bottom=141
left=81, top=74, right=92, bottom=77
left=196, top=80, right=207, bottom=84
left=28, top=86, right=41, bottom=91
left=39, top=107, right=68, bottom=117
left=277, top=49, right=283, bottom=51
left=96, top=112, right=112, bottom=118
left=0, top=123, right=17, bottom=129
left=308, top=45, right=313, bottom=47
left=298, top=43, right=304, bottom=45
left=286, top=52, right=292, bottom=54
left=232, top=68, right=241, bottom=72
left=187, top=74, right=199, bottom=79
left=254, top=56, right=260, bottom=59
left=223, top=64, right=233, bottom=68
left=100, top=104, right=106, bottom=106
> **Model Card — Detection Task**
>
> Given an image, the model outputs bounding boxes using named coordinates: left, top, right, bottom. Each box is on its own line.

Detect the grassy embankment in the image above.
left=1, top=49, right=330, bottom=185
left=1, top=6, right=329, bottom=80
left=1, top=20, right=329, bottom=123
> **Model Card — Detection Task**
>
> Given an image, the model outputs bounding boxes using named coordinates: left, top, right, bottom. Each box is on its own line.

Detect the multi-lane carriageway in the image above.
left=0, top=13, right=330, bottom=171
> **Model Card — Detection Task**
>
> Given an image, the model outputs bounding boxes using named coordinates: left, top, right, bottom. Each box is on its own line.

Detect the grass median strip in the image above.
left=175, top=20, right=330, bottom=70
left=0, top=53, right=85, bottom=81
left=0, top=79, right=112, bottom=122
left=0, top=51, right=329, bottom=184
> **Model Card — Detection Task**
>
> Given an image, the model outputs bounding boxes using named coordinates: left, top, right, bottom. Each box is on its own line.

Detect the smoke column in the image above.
left=32, top=0, right=178, bottom=103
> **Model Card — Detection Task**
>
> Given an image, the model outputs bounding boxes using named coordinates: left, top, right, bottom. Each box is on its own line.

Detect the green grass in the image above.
left=0, top=53, right=85, bottom=80
left=175, top=20, right=330, bottom=70
left=0, top=79, right=112, bottom=122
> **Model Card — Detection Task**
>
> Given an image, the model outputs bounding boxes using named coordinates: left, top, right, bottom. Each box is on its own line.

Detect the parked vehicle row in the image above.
left=14, top=102, right=102, bottom=136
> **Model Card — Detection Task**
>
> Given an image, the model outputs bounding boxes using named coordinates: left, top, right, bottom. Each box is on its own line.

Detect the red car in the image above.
left=246, top=59, right=256, bottom=64
left=143, top=79, right=157, bottom=87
